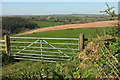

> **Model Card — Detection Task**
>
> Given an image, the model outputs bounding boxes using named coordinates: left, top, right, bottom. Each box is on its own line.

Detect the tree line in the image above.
left=22, top=15, right=116, bottom=24
left=2, top=17, right=39, bottom=35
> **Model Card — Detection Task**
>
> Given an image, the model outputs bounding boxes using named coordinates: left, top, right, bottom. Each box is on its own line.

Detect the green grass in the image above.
left=2, top=61, right=56, bottom=79
left=16, top=27, right=113, bottom=38
left=2, top=55, right=98, bottom=79
left=3, top=27, right=114, bottom=79
left=31, top=21, right=64, bottom=28
left=10, top=27, right=113, bottom=58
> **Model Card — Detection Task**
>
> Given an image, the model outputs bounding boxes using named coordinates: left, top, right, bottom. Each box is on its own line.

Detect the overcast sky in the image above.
left=2, top=0, right=120, bottom=2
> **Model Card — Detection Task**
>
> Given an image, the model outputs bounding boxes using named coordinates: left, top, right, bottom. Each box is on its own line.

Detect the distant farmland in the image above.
left=31, top=21, right=64, bottom=28
left=18, top=20, right=117, bottom=36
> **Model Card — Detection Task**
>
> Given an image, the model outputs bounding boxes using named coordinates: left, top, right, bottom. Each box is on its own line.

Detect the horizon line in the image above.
left=1, top=13, right=109, bottom=16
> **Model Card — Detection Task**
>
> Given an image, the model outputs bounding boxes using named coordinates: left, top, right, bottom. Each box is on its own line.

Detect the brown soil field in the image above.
left=17, top=20, right=118, bottom=35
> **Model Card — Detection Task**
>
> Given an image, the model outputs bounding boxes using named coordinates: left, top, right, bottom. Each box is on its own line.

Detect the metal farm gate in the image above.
left=8, top=34, right=84, bottom=63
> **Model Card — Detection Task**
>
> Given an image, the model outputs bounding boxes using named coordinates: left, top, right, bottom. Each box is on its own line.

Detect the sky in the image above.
left=119, top=1, right=120, bottom=13
left=2, top=0, right=120, bottom=2
left=2, top=2, right=118, bottom=16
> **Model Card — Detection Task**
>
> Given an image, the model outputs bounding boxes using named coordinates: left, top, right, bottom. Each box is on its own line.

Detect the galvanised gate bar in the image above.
left=1, top=34, right=84, bottom=63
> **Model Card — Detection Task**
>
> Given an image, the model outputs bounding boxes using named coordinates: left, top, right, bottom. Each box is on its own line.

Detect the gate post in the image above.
left=4, top=35, right=11, bottom=56
left=79, top=34, right=84, bottom=51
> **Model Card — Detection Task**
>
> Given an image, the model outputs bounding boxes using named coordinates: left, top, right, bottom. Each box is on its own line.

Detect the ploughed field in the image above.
left=17, top=20, right=118, bottom=35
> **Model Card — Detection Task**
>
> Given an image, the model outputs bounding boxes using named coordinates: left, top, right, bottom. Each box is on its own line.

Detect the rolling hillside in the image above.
left=17, top=20, right=118, bottom=35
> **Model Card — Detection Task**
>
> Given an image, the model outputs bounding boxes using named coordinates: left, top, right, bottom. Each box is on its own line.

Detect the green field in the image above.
left=11, top=27, right=113, bottom=57
left=17, top=27, right=113, bottom=38
left=10, top=27, right=113, bottom=60
left=10, top=27, right=113, bottom=58
left=31, top=21, right=64, bottom=28
left=3, top=27, right=115, bottom=79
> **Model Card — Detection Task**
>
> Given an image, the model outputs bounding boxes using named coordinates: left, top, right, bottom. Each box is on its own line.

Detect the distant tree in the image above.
left=2, top=17, right=39, bottom=35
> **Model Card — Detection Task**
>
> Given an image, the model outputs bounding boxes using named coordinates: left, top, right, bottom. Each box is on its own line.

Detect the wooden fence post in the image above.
left=79, top=34, right=84, bottom=51
left=4, top=35, right=11, bottom=56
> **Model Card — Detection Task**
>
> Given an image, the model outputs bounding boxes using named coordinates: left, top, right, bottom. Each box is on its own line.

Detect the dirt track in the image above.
left=17, top=20, right=118, bottom=35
